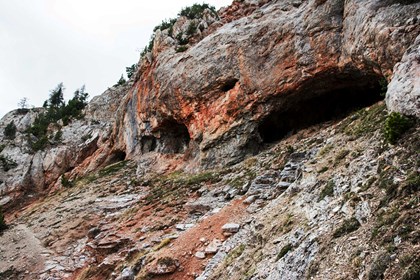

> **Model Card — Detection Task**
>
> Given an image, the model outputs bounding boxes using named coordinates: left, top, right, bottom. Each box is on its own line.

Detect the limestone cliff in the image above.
left=0, top=0, right=419, bottom=280
left=113, top=0, right=420, bottom=169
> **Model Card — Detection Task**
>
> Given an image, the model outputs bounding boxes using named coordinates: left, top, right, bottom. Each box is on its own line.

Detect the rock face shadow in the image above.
left=258, top=71, right=384, bottom=143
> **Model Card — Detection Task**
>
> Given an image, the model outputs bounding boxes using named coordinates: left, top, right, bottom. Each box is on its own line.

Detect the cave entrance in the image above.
left=108, top=150, right=126, bottom=164
left=258, top=73, right=384, bottom=143
left=157, top=120, right=191, bottom=154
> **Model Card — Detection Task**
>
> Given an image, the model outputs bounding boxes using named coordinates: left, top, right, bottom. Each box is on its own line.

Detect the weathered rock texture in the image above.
left=386, top=34, right=420, bottom=117
left=113, top=0, right=420, bottom=168
left=1, top=0, right=419, bottom=207
left=0, top=1, right=419, bottom=278
left=0, top=84, right=129, bottom=209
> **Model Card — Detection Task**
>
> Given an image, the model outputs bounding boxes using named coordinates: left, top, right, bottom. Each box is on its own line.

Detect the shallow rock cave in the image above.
left=108, top=150, right=127, bottom=164
left=258, top=73, right=385, bottom=143
left=221, top=78, right=239, bottom=92
left=141, top=120, right=191, bottom=154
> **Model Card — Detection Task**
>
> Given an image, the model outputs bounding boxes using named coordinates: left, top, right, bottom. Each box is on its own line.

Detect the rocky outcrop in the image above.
left=2, top=0, right=418, bottom=208
left=114, top=0, right=420, bottom=168
left=0, top=1, right=419, bottom=277
left=0, top=84, right=128, bottom=209
left=386, top=34, right=420, bottom=117
left=1, top=101, right=418, bottom=280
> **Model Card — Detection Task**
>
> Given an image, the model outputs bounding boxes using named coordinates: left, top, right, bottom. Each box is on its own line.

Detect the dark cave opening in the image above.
left=157, top=120, right=191, bottom=154
left=108, top=150, right=127, bottom=163
left=141, top=136, right=157, bottom=153
left=258, top=75, right=384, bottom=143
left=221, top=78, right=239, bottom=92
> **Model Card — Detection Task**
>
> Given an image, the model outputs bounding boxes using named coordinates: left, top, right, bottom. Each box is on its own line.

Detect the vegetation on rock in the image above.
left=0, top=154, right=17, bottom=171
left=140, top=2, right=217, bottom=57
left=384, top=112, right=414, bottom=144
left=26, top=83, right=89, bottom=152
left=333, top=217, right=361, bottom=238
left=4, top=121, right=17, bottom=140
left=126, top=64, right=138, bottom=79
left=178, top=3, right=217, bottom=19
left=115, top=75, right=126, bottom=86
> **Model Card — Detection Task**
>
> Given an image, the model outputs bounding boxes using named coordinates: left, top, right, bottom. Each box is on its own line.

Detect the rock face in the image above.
left=113, top=0, right=420, bottom=168
left=1, top=0, right=418, bottom=208
left=0, top=84, right=129, bottom=209
left=386, top=34, right=420, bottom=117
left=0, top=1, right=419, bottom=279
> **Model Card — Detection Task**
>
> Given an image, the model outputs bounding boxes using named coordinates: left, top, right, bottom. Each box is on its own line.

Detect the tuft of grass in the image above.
left=154, top=238, right=172, bottom=251
left=98, top=161, right=127, bottom=177
left=333, top=217, right=361, bottom=238
left=318, top=180, right=335, bottom=201
left=276, top=243, right=293, bottom=261
left=343, top=103, right=387, bottom=138
left=318, top=144, right=333, bottom=157
left=368, top=252, right=391, bottom=280
left=400, top=171, right=420, bottom=196
left=334, top=149, right=350, bottom=164
left=225, top=244, right=245, bottom=266
left=179, top=171, right=220, bottom=186
left=384, top=112, right=414, bottom=144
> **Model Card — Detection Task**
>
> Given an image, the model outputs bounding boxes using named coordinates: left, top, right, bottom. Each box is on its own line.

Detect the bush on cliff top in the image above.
left=26, top=83, right=89, bottom=152
left=178, top=3, right=217, bottom=19
left=140, top=3, right=217, bottom=58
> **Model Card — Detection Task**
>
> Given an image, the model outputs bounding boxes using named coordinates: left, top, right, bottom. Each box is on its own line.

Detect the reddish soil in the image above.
left=149, top=198, right=246, bottom=280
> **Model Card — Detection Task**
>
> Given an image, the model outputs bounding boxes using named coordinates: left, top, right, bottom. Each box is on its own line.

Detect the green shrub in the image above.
left=126, top=64, right=138, bottom=79
left=186, top=21, right=198, bottom=36
left=333, top=217, right=361, bottom=238
left=4, top=121, right=17, bottom=140
left=26, top=84, right=88, bottom=152
left=54, top=130, right=63, bottom=142
left=379, top=78, right=388, bottom=97
left=0, top=155, right=17, bottom=171
left=29, top=135, right=48, bottom=152
left=153, top=18, right=177, bottom=35
left=0, top=206, right=7, bottom=232
left=179, top=3, right=217, bottom=19
left=176, top=32, right=190, bottom=45
left=139, top=3, right=217, bottom=57
left=61, top=175, right=74, bottom=188
left=384, top=112, right=414, bottom=144
left=116, top=75, right=126, bottom=86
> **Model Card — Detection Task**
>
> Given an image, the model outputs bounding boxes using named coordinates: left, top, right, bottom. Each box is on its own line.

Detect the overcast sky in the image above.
left=0, top=0, right=232, bottom=118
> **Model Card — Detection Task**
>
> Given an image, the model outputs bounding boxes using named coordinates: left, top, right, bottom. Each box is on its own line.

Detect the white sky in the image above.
left=0, top=0, right=232, bottom=118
